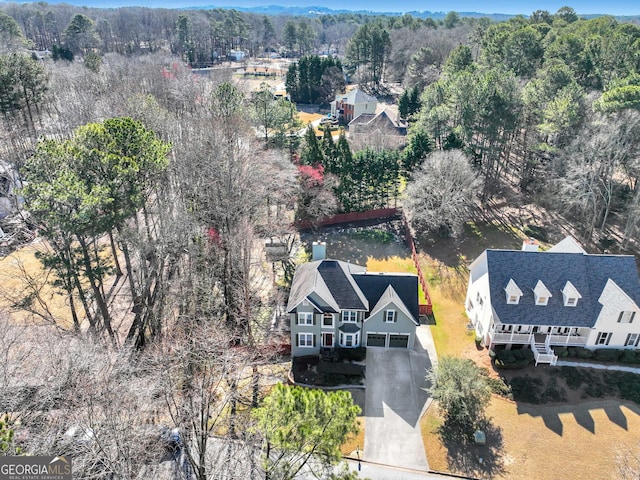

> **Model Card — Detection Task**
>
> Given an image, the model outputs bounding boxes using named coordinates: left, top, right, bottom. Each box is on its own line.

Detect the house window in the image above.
left=476, top=292, right=484, bottom=307
left=618, top=311, right=636, bottom=324
left=322, top=313, right=334, bottom=328
left=298, top=333, right=315, bottom=348
left=342, top=311, right=357, bottom=322
left=625, top=333, right=640, bottom=347
left=596, top=332, right=612, bottom=345
left=385, top=310, right=396, bottom=323
left=467, top=299, right=474, bottom=311
left=566, top=297, right=577, bottom=306
left=508, top=295, right=518, bottom=303
left=536, top=296, right=547, bottom=305
left=297, top=313, right=313, bottom=325
left=339, top=332, right=360, bottom=348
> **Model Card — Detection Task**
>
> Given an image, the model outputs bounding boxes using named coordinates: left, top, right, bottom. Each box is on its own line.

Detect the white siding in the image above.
left=465, top=262, right=493, bottom=342
left=589, top=279, right=640, bottom=348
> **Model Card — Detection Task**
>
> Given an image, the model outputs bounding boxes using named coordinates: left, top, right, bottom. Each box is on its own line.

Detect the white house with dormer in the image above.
left=465, top=236, right=640, bottom=365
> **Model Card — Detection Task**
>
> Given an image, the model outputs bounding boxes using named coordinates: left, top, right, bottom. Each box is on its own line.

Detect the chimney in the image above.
left=522, top=238, right=539, bottom=252
left=312, top=241, right=326, bottom=261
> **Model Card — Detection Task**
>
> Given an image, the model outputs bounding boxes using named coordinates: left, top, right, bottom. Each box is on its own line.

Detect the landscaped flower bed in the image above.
left=291, top=355, right=365, bottom=386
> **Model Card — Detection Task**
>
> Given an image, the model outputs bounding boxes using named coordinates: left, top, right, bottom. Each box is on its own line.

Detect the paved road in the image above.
left=344, top=460, right=475, bottom=480
left=363, top=341, right=432, bottom=471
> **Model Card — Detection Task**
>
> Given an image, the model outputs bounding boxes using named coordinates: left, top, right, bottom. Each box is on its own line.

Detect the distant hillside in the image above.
left=3, top=0, right=638, bottom=21
left=187, top=4, right=516, bottom=20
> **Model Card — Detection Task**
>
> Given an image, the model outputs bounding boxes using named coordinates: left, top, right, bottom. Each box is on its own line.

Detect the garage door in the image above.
left=389, top=334, right=409, bottom=348
left=367, top=333, right=387, bottom=347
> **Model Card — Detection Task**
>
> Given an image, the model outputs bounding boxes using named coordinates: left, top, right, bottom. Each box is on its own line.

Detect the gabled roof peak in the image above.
left=562, top=280, right=582, bottom=299
left=533, top=280, right=552, bottom=297
left=548, top=236, right=587, bottom=254
left=504, top=278, right=523, bottom=296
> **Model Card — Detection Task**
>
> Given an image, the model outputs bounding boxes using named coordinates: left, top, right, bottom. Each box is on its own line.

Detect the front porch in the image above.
left=487, top=328, right=591, bottom=366
left=490, top=330, right=589, bottom=348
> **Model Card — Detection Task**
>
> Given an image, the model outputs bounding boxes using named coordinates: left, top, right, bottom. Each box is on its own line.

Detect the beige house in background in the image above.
left=348, top=108, right=408, bottom=150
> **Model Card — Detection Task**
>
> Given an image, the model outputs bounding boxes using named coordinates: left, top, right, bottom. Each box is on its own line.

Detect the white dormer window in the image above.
left=385, top=310, right=397, bottom=323
left=533, top=280, right=552, bottom=306
left=504, top=279, right=523, bottom=305
left=562, top=281, right=582, bottom=307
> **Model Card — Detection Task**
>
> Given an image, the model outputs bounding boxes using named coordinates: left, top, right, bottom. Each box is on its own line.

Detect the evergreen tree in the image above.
left=403, top=127, right=433, bottom=173
left=345, top=22, right=391, bottom=89
left=285, top=55, right=345, bottom=104
left=253, top=384, right=360, bottom=480
left=427, top=356, right=491, bottom=434
left=300, top=124, right=324, bottom=166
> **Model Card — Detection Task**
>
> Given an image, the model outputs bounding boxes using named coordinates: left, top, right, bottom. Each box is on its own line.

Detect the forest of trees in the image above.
left=1, top=2, right=640, bottom=477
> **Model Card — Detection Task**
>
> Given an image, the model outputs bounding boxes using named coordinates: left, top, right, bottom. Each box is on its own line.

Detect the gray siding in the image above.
left=363, top=301, right=416, bottom=349
left=290, top=304, right=322, bottom=356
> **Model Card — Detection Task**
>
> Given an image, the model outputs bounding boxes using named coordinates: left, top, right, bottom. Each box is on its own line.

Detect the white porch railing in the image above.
left=547, top=334, right=588, bottom=347
left=491, top=331, right=588, bottom=347
left=491, top=332, right=533, bottom=344
left=531, top=337, right=558, bottom=366
left=533, top=351, right=558, bottom=366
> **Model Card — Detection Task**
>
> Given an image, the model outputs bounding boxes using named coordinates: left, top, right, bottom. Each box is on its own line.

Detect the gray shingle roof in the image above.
left=317, top=260, right=367, bottom=310
left=342, top=88, right=377, bottom=105
left=339, top=323, right=361, bottom=333
left=486, top=250, right=640, bottom=327
left=286, top=260, right=367, bottom=313
left=353, top=273, right=419, bottom=323
left=287, top=259, right=419, bottom=321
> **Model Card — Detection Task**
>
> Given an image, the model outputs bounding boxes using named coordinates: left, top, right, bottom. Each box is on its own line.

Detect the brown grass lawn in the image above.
left=297, top=112, right=324, bottom=125
left=415, top=220, right=640, bottom=479
left=422, top=397, right=640, bottom=480
left=340, top=417, right=365, bottom=458
left=0, top=240, right=74, bottom=327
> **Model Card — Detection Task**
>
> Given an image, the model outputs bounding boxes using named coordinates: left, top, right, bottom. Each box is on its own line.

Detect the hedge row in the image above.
left=494, top=348, right=535, bottom=369
left=555, top=346, right=640, bottom=364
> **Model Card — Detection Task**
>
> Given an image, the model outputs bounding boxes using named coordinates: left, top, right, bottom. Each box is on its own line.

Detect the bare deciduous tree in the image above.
left=405, top=149, right=482, bottom=238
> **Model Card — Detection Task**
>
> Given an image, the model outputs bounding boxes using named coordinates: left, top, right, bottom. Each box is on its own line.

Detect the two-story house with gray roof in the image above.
left=330, top=88, right=377, bottom=124
left=466, top=236, right=640, bottom=365
left=287, top=243, right=420, bottom=357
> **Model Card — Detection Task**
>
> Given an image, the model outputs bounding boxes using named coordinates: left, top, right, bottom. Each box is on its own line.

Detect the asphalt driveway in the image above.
left=363, top=336, right=432, bottom=471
